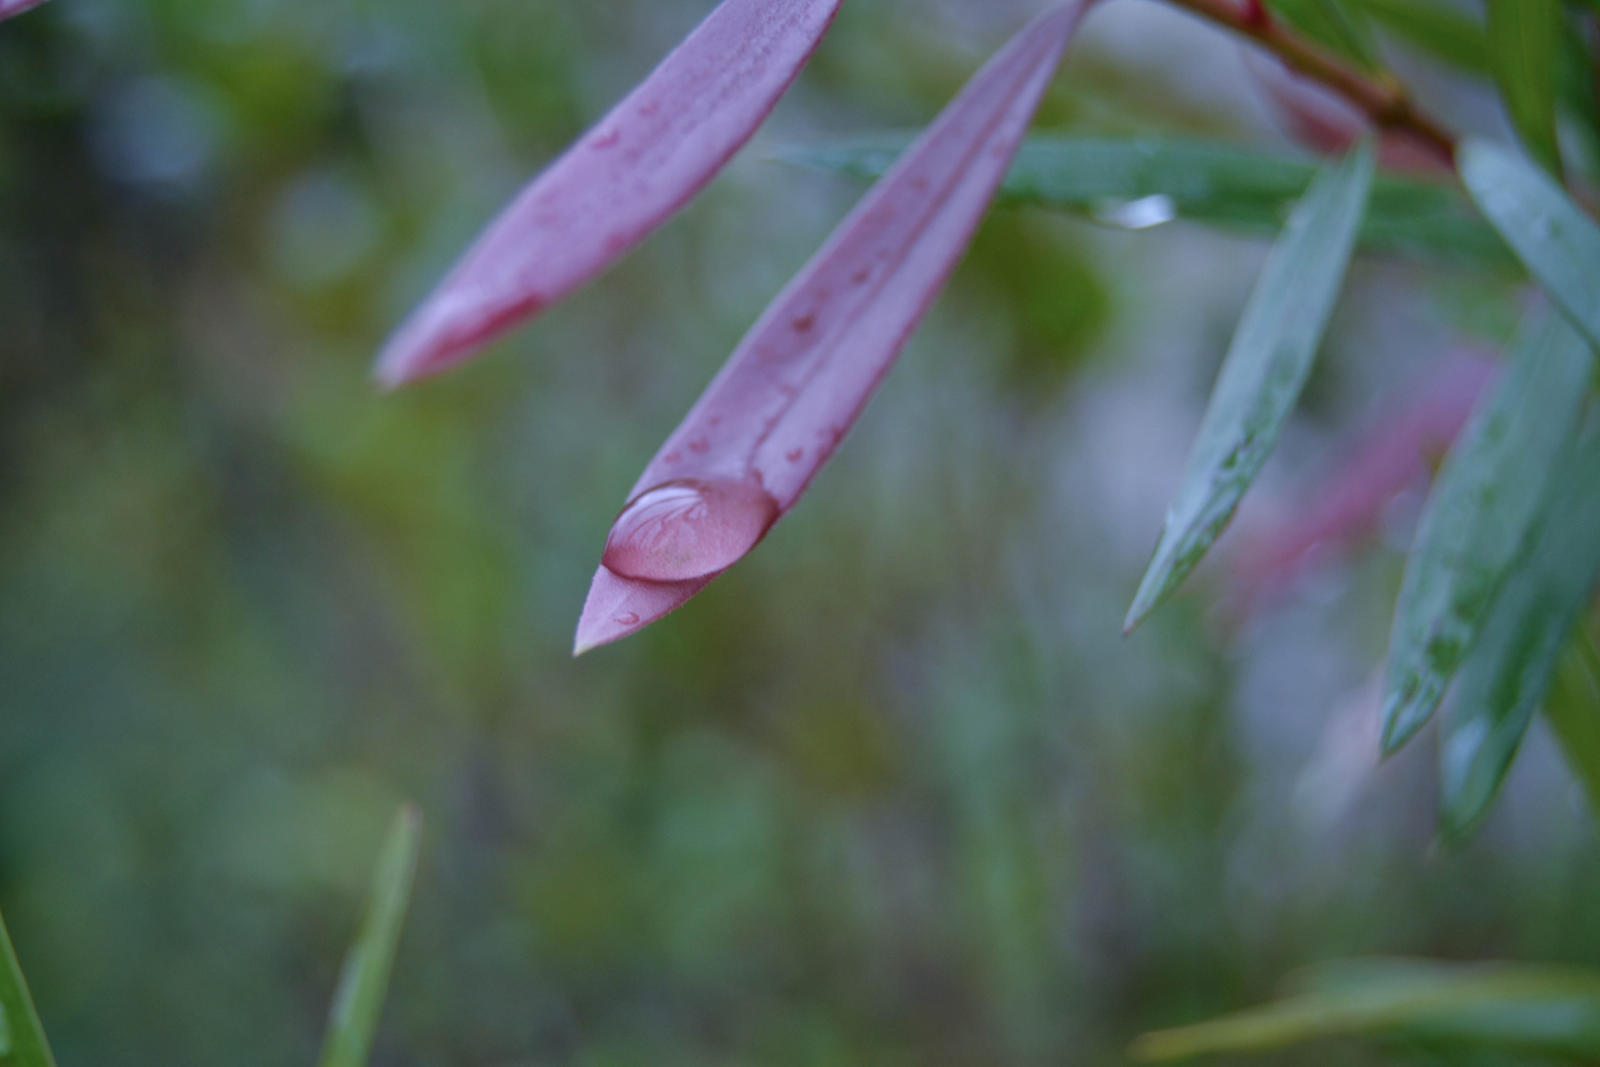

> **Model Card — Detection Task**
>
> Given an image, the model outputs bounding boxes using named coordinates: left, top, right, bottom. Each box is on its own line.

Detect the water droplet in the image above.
left=1091, top=194, right=1177, bottom=230
left=688, top=436, right=710, bottom=453
left=613, top=611, right=641, bottom=626
left=603, top=477, right=780, bottom=581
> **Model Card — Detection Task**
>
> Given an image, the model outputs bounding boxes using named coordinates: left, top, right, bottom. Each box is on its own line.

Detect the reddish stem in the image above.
left=1162, top=0, right=1457, bottom=166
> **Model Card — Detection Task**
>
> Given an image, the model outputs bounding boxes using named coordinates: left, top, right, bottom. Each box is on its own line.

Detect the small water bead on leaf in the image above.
left=602, top=478, right=780, bottom=582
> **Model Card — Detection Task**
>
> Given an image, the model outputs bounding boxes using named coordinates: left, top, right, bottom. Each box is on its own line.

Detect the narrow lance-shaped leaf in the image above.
left=318, top=805, right=422, bottom=1067
left=375, top=0, right=844, bottom=387
left=573, top=1, right=1094, bottom=654
left=1485, top=0, right=1565, bottom=178
left=1460, top=139, right=1600, bottom=353
left=1124, top=141, right=1375, bottom=632
left=1132, top=960, right=1600, bottom=1062
left=1381, top=312, right=1593, bottom=755
left=783, top=135, right=1508, bottom=267
left=1440, top=417, right=1600, bottom=841
left=1345, top=0, right=1488, bottom=75
left=0, top=908, right=57, bottom=1067
left=0, top=0, right=50, bottom=20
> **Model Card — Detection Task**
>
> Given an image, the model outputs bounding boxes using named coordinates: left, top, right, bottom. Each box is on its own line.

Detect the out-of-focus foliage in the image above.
left=2, top=1, right=1600, bottom=1065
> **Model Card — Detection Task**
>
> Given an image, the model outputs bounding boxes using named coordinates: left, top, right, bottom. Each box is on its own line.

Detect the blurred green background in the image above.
left=1, top=0, right=1597, bottom=1063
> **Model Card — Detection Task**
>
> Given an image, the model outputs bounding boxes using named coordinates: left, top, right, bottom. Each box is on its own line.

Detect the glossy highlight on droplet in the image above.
left=601, top=477, right=780, bottom=582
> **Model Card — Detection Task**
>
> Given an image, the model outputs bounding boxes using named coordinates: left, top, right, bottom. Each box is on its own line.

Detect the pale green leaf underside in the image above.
left=780, top=134, right=1508, bottom=267
left=1460, top=139, right=1600, bottom=354
left=319, top=805, right=422, bottom=1067
left=1125, top=142, right=1375, bottom=630
left=1440, top=418, right=1600, bottom=840
left=1381, top=311, right=1593, bottom=755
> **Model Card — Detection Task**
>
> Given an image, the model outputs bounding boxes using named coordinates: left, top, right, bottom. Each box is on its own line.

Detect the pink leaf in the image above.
left=375, top=0, right=844, bottom=387
left=0, top=0, right=51, bottom=20
left=574, top=1, right=1094, bottom=654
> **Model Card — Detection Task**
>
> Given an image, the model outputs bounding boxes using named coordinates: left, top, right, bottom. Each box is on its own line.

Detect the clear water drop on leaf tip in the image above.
left=602, top=477, right=779, bottom=582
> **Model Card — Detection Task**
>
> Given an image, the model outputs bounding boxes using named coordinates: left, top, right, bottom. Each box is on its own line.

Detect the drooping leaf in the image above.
left=1124, top=141, right=1375, bottom=631
left=1544, top=625, right=1600, bottom=818
left=1133, top=959, right=1600, bottom=1062
left=1440, top=417, right=1600, bottom=840
left=1460, top=139, right=1600, bottom=352
left=375, top=0, right=845, bottom=386
left=318, top=805, right=422, bottom=1067
left=1485, top=0, right=1566, bottom=177
left=574, top=2, right=1094, bottom=653
left=782, top=134, right=1509, bottom=267
left=0, top=909, right=57, bottom=1067
left=1381, top=312, right=1593, bottom=755
left=1344, top=0, right=1488, bottom=74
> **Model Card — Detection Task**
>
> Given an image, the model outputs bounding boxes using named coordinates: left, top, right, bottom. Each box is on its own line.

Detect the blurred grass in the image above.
left=1, top=1, right=1599, bottom=1065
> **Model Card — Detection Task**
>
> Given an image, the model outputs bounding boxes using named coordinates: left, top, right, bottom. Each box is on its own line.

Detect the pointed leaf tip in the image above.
left=1380, top=311, right=1593, bottom=755
left=374, top=0, right=845, bottom=386
left=318, top=804, right=422, bottom=1067
left=576, top=1, right=1094, bottom=648
left=1126, top=140, right=1375, bottom=629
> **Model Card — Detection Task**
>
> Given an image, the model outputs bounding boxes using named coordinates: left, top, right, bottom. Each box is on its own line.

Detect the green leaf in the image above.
left=1460, top=138, right=1600, bottom=353
left=1381, top=312, right=1593, bottom=755
left=1269, top=0, right=1382, bottom=69
left=318, top=804, right=422, bottom=1067
left=1440, top=418, right=1600, bottom=840
left=0, top=910, right=56, bottom=1067
left=1485, top=0, right=1566, bottom=177
left=1545, top=625, right=1600, bottom=818
left=1123, top=142, right=1374, bottom=631
left=780, top=135, right=1510, bottom=268
left=1132, top=959, right=1600, bottom=1061
left=1345, top=0, right=1488, bottom=74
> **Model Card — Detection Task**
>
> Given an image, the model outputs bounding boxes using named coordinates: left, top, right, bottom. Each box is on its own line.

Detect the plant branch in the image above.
left=1159, top=0, right=1458, bottom=165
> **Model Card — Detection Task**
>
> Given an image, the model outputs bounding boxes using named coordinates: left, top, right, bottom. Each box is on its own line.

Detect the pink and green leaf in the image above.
left=574, top=1, right=1094, bottom=654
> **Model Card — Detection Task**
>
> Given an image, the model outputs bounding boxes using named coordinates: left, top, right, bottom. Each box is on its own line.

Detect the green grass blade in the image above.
left=1132, top=961, right=1600, bottom=1061
left=1485, top=0, right=1566, bottom=177
left=1545, top=625, right=1600, bottom=819
left=779, top=134, right=1508, bottom=267
left=1460, top=139, right=1600, bottom=352
left=0, top=910, right=57, bottom=1067
left=1440, top=419, right=1600, bottom=840
left=1123, top=142, right=1374, bottom=631
left=318, top=804, right=422, bottom=1067
left=1381, top=312, right=1593, bottom=755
